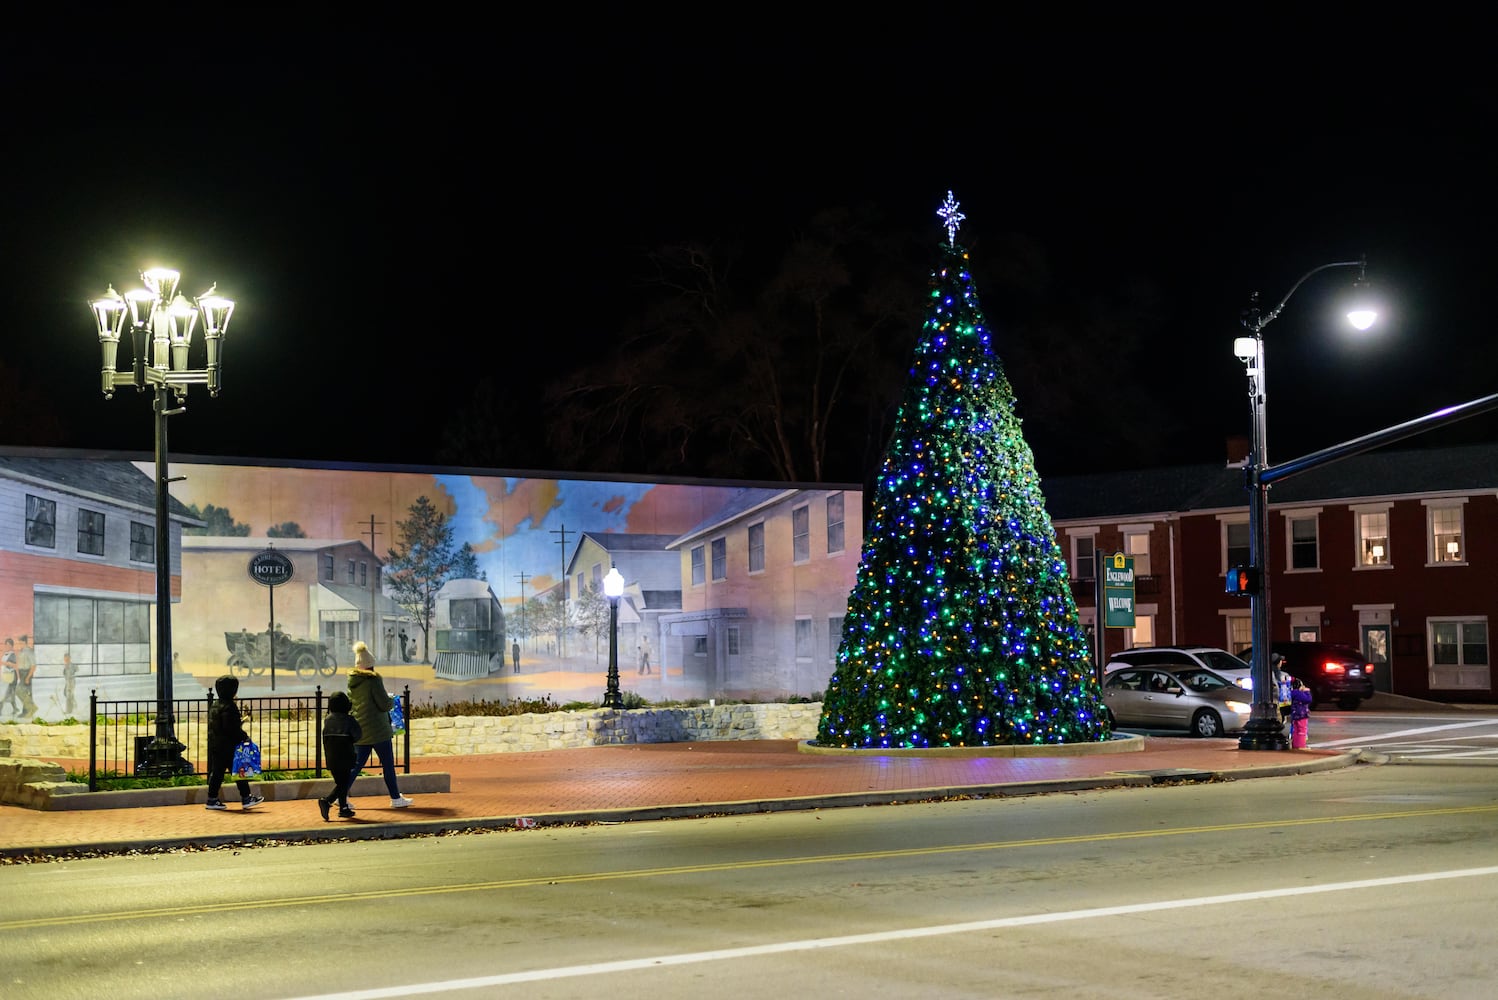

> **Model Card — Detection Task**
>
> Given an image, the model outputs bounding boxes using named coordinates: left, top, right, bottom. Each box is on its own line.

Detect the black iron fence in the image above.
left=87, top=685, right=411, bottom=791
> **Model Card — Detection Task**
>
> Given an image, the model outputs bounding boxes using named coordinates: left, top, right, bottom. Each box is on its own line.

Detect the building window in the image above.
left=1432, top=619, right=1488, bottom=667
left=1224, top=520, right=1249, bottom=570
left=711, top=537, right=726, bottom=581
left=829, top=616, right=842, bottom=665
left=726, top=625, right=740, bottom=656
left=323, top=554, right=335, bottom=581
left=1357, top=510, right=1390, bottom=566
left=1123, top=529, right=1150, bottom=576
left=826, top=492, right=845, bottom=554
left=692, top=636, right=707, bottom=656
left=25, top=495, right=56, bottom=549
left=591, top=563, right=602, bottom=591
left=1429, top=505, right=1464, bottom=564
left=1071, top=534, right=1096, bottom=581
left=690, top=545, right=705, bottom=586
left=347, top=558, right=357, bottom=583
left=577, top=572, right=585, bottom=597
left=1126, top=614, right=1155, bottom=649
left=792, top=505, right=810, bottom=563
left=1226, top=614, right=1252, bottom=655
left=1289, top=515, right=1319, bottom=570
left=747, top=522, right=765, bottom=573
left=795, top=617, right=814, bottom=659
left=77, top=509, right=106, bottom=556
left=129, top=522, right=154, bottom=563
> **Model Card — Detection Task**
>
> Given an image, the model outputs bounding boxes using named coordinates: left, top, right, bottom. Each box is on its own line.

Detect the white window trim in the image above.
left=1218, top=513, right=1249, bottom=573
left=1351, top=502, right=1393, bottom=571
left=1280, top=506, right=1323, bottom=575
left=1068, top=526, right=1100, bottom=581
left=1422, top=497, right=1468, bottom=567
left=1121, top=524, right=1152, bottom=577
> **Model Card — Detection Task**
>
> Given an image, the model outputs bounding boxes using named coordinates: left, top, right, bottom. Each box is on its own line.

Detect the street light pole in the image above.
left=1235, top=259, right=1373, bottom=751
left=91, top=269, right=235, bottom=776
left=603, top=564, right=624, bottom=709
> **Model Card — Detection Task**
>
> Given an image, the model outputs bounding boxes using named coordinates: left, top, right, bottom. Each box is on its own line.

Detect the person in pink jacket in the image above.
left=1289, top=677, right=1314, bottom=749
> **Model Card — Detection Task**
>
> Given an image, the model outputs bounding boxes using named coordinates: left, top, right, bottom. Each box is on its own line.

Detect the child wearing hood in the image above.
left=1289, top=677, right=1314, bottom=749
left=317, top=691, right=362, bottom=820
left=346, top=640, right=413, bottom=808
left=206, top=674, right=263, bottom=810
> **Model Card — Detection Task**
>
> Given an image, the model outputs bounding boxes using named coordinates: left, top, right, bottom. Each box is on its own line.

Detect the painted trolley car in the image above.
left=432, top=578, right=507, bottom=680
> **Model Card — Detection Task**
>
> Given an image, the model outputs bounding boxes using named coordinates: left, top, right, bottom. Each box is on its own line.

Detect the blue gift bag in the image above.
left=389, top=697, right=405, bottom=735
left=232, top=739, right=262, bottom=779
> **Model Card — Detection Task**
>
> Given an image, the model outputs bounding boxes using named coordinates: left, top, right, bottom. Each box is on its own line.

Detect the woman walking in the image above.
left=346, top=640, right=413, bottom=808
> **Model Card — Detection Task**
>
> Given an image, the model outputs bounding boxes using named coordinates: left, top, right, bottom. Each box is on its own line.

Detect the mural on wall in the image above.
left=0, top=453, right=863, bottom=717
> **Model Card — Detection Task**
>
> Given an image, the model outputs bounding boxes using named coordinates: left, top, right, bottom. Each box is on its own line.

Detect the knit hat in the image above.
left=353, top=641, right=374, bottom=669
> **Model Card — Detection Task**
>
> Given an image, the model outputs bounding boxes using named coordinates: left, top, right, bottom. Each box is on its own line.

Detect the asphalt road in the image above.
left=4, top=758, right=1496, bottom=999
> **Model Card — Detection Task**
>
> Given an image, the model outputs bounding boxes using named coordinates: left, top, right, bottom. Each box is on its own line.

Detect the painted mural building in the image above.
left=1, top=450, right=862, bottom=716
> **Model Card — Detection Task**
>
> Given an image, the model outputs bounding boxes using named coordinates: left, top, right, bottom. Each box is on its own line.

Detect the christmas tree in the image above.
left=816, top=193, right=1110, bottom=749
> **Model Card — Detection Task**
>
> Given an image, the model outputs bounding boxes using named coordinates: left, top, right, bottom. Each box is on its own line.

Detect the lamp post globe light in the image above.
left=1233, top=259, right=1374, bottom=751
left=90, top=268, right=235, bottom=776
left=602, top=564, right=625, bottom=709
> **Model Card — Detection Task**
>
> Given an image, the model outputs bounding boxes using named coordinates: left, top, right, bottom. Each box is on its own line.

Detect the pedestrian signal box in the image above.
left=1225, top=566, right=1261, bottom=596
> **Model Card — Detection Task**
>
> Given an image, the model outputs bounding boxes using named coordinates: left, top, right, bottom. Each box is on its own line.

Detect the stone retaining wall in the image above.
left=0, top=703, right=824, bottom=761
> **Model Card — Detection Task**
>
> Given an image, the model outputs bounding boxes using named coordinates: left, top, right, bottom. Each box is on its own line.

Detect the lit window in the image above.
left=1124, top=530, right=1150, bottom=576
left=1358, top=511, right=1390, bottom=566
left=1431, top=620, right=1488, bottom=667
left=1430, top=506, right=1464, bottom=563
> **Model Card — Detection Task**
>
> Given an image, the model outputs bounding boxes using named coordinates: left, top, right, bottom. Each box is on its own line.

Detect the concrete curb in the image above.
left=0, top=755, right=1363, bottom=861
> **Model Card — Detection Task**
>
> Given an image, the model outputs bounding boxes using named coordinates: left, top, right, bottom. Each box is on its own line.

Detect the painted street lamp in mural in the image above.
left=603, top=565, right=624, bottom=709
left=91, top=268, right=236, bottom=777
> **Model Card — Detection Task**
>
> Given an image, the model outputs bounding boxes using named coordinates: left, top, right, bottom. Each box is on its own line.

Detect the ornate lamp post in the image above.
left=90, top=268, right=235, bottom=776
left=602, top=564, right=624, bottom=709
left=1233, top=260, right=1374, bottom=750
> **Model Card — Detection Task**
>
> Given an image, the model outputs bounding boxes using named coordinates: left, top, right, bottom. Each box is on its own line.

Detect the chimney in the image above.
left=1225, top=435, right=1250, bottom=466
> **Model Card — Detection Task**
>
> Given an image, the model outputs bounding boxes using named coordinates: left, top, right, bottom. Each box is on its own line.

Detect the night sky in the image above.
left=4, top=29, right=1495, bottom=484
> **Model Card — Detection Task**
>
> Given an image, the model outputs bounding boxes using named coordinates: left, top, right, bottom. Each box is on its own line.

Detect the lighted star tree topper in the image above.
left=816, top=192, right=1110, bottom=748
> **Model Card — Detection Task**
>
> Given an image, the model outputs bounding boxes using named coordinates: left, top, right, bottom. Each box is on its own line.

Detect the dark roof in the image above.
left=580, top=532, right=681, bottom=552
left=0, top=455, right=200, bottom=522
left=671, top=487, right=797, bottom=545
left=1045, top=443, right=1498, bottom=521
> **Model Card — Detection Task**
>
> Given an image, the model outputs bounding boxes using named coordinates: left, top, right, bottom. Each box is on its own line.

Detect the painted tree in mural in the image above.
left=816, top=193, right=1110, bottom=749
left=385, top=495, right=461, bottom=663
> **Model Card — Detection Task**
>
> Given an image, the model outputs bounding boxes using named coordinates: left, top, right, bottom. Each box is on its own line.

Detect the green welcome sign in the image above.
left=1103, top=552, right=1136, bottom=628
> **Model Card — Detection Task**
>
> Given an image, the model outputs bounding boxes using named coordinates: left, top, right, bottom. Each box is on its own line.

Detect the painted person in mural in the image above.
left=62, top=651, right=77, bottom=716
left=638, top=635, right=652, bottom=676
left=1, top=638, right=19, bottom=716
left=347, top=641, right=413, bottom=808
left=16, top=634, right=37, bottom=715
left=512, top=639, right=520, bottom=673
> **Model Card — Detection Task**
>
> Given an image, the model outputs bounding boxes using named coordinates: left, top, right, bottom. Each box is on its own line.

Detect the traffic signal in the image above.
left=1225, top=566, right=1261, bottom=595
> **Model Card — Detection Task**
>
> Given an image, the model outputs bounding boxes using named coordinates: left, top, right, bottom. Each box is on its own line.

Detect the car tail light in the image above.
left=1364, top=662, right=1375, bottom=674
left=1322, top=661, right=1345, bottom=675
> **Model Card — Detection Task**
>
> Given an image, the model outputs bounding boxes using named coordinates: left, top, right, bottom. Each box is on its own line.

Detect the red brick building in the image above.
left=1048, top=443, right=1496, bottom=701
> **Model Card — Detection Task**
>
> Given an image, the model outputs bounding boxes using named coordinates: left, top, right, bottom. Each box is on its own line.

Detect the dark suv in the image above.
left=1245, top=642, right=1376, bottom=710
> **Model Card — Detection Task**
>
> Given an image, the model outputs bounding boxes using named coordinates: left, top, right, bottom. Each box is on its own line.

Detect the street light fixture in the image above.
left=602, top=565, right=624, bottom=709
left=1235, top=259, right=1374, bottom=751
left=90, top=267, right=235, bottom=776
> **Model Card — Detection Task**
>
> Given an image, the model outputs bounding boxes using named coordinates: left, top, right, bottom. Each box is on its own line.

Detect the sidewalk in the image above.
left=0, top=737, right=1357, bottom=861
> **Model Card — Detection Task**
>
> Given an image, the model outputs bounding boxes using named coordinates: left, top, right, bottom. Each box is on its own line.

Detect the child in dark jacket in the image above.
left=206, top=674, right=263, bottom=810
left=318, top=690, right=363, bottom=820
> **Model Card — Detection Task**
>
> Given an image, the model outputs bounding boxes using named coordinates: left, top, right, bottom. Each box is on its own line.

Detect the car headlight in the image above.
left=1235, top=677, right=1254, bottom=690
left=1224, top=701, right=1251, bottom=715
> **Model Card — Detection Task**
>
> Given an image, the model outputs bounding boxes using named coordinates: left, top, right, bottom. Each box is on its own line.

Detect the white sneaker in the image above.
left=390, top=796, right=413, bottom=808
